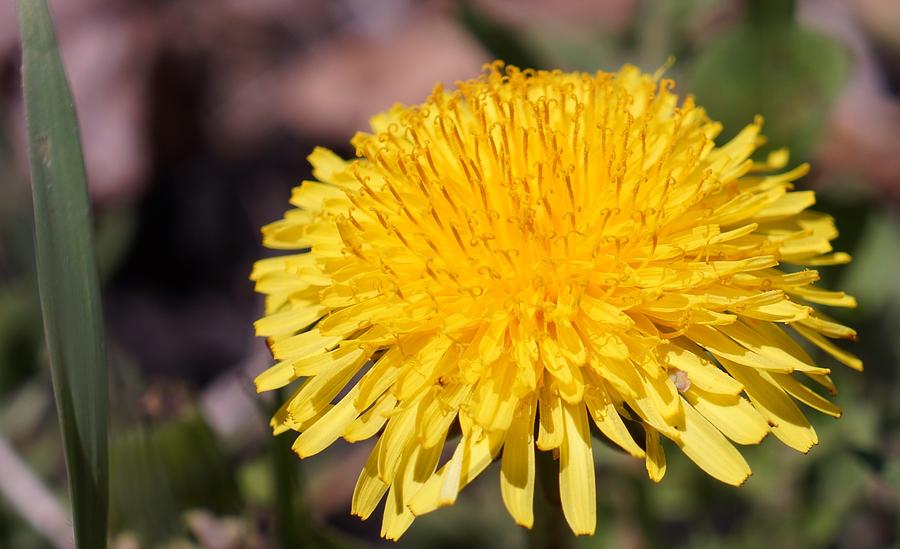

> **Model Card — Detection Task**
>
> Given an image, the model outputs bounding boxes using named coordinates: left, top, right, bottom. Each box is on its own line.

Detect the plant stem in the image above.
left=529, top=450, right=577, bottom=549
left=270, top=388, right=311, bottom=548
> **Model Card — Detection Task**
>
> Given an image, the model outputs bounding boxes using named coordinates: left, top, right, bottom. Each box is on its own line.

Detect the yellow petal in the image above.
left=738, top=299, right=812, bottom=323
left=558, top=401, right=596, bottom=536
left=801, top=252, right=852, bottom=266
left=308, top=146, right=354, bottom=185
left=587, top=347, right=643, bottom=400
left=580, top=294, right=633, bottom=328
left=457, top=318, right=508, bottom=385
left=289, top=180, right=347, bottom=211
left=292, top=387, right=361, bottom=458
left=555, top=318, right=587, bottom=365
left=254, top=305, right=326, bottom=337
left=537, top=384, right=564, bottom=450
left=417, top=385, right=469, bottom=448
left=261, top=215, right=313, bottom=250
left=803, top=371, right=837, bottom=395
left=471, top=358, right=518, bottom=433
left=437, top=440, right=464, bottom=507
left=500, top=400, right=536, bottom=528
left=643, top=425, right=666, bottom=482
left=617, top=364, right=682, bottom=442
left=254, top=360, right=296, bottom=393
left=393, top=336, right=457, bottom=401
left=291, top=346, right=366, bottom=378
left=316, top=299, right=382, bottom=335
left=584, top=385, right=645, bottom=458
left=540, top=337, right=576, bottom=392
left=686, top=324, right=826, bottom=374
left=477, top=316, right=510, bottom=367
left=270, top=329, right=341, bottom=360
left=720, top=359, right=818, bottom=452
left=769, top=373, right=842, bottom=418
left=788, top=285, right=857, bottom=308
left=408, top=430, right=504, bottom=516
left=753, top=191, right=816, bottom=222
left=250, top=253, right=314, bottom=281
left=381, top=483, right=415, bottom=541
left=281, top=350, right=368, bottom=425
left=377, top=407, right=418, bottom=483
left=798, top=314, right=857, bottom=341
left=742, top=319, right=817, bottom=367
left=792, top=324, right=863, bottom=371
left=351, top=439, right=389, bottom=520
left=381, top=434, right=445, bottom=540
left=354, top=333, right=432, bottom=410
left=253, top=272, right=315, bottom=296
left=674, top=399, right=752, bottom=486
left=343, top=393, right=397, bottom=443
left=512, top=331, right=541, bottom=394
left=640, top=361, right=685, bottom=429
left=684, top=387, right=768, bottom=445
left=716, top=321, right=828, bottom=374
left=269, top=391, right=329, bottom=436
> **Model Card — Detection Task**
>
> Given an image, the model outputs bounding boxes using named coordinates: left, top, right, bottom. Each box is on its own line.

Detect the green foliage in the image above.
left=16, top=0, right=109, bottom=547
left=109, top=411, right=241, bottom=545
left=690, top=1, right=849, bottom=160
left=0, top=291, right=40, bottom=394
left=109, top=429, right=179, bottom=545
left=458, top=0, right=541, bottom=70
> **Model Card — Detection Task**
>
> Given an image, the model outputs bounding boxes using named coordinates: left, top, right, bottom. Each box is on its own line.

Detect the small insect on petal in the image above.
left=669, top=369, right=692, bottom=393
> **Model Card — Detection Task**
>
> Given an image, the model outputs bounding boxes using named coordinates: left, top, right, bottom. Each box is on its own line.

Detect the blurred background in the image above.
left=0, top=0, right=898, bottom=547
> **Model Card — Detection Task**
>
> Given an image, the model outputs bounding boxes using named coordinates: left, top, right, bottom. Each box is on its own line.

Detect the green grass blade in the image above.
left=16, top=0, right=109, bottom=547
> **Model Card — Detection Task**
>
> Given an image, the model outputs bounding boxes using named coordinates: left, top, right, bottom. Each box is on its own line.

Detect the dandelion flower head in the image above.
left=252, top=62, right=861, bottom=539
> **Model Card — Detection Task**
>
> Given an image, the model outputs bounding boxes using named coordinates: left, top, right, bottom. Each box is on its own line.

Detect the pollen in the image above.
left=251, top=62, right=861, bottom=540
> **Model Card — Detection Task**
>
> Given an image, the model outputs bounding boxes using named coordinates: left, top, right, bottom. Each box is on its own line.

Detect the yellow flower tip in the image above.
left=571, top=525, right=597, bottom=537
left=766, top=148, right=790, bottom=169
left=252, top=61, right=860, bottom=539
left=510, top=514, right=534, bottom=530
left=746, top=430, right=768, bottom=446
left=800, top=440, right=819, bottom=455
left=291, top=440, right=312, bottom=460
left=652, top=55, right=676, bottom=79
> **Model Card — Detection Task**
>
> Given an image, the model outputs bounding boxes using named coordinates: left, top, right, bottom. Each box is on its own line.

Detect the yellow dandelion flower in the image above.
left=251, top=62, right=861, bottom=539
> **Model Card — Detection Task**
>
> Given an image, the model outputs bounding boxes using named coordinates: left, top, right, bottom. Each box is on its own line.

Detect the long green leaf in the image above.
left=16, top=0, right=108, bottom=547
